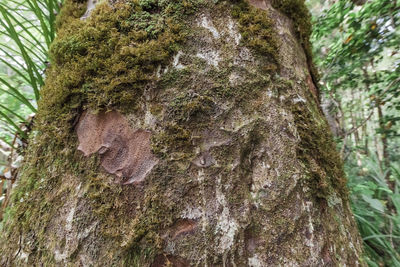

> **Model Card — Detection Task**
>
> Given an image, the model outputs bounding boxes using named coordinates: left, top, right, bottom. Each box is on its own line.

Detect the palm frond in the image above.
left=0, top=0, right=62, bottom=145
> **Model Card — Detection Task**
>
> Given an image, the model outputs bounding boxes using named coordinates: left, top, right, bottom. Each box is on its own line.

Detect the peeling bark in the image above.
left=76, top=110, right=158, bottom=184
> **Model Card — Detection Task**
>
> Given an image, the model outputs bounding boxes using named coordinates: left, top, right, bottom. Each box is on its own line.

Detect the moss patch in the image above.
left=39, top=0, right=200, bottom=143
left=231, top=0, right=279, bottom=72
left=285, top=84, right=348, bottom=199
left=151, top=123, right=193, bottom=160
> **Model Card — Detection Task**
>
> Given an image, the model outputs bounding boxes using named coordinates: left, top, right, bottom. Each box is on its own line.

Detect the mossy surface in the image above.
left=271, top=0, right=320, bottom=85
left=284, top=82, right=348, bottom=199
left=39, top=0, right=200, bottom=143
left=231, top=0, right=279, bottom=72
left=271, top=0, right=311, bottom=51
left=0, top=0, right=203, bottom=265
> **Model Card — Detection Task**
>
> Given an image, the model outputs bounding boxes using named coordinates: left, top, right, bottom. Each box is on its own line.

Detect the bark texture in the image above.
left=0, top=0, right=364, bottom=266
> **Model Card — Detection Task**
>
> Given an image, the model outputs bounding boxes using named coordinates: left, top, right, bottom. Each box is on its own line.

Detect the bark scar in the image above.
left=76, top=110, right=158, bottom=184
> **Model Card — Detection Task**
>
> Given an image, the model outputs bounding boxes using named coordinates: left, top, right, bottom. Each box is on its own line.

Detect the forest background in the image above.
left=0, top=0, right=398, bottom=266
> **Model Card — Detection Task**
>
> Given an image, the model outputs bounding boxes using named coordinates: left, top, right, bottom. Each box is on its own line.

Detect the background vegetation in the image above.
left=308, top=0, right=400, bottom=265
left=0, top=0, right=398, bottom=265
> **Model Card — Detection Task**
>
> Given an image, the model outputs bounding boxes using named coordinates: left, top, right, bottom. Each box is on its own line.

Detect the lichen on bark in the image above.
left=0, top=0, right=364, bottom=266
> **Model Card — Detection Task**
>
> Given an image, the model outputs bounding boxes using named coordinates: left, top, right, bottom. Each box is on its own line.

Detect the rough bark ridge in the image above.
left=0, top=0, right=364, bottom=266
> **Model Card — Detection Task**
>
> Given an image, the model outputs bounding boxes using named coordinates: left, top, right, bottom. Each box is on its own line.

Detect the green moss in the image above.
left=151, top=123, right=193, bottom=160
left=0, top=1, right=204, bottom=264
left=38, top=0, right=200, bottom=144
left=288, top=87, right=347, bottom=199
left=231, top=0, right=279, bottom=72
left=55, top=0, right=86, bottom=29
left=0, top=141, right=80, bottom=264
left=0, top=138, right=178, bottom=264
left=204, top=66, right=272, bottom=108
left=167, top=93, right=215, bottom=124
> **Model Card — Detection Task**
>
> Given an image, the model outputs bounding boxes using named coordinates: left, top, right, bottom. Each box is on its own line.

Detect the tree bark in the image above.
left=0, top=0, right=364, bottom=266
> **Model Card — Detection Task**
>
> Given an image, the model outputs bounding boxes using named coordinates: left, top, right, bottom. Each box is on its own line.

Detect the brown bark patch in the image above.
left=76, top=110, right=158, bottom=184
left=306, top=74, right=320, bottom=103
left=245, top=226, right=264, bottom=254
left=170, top=219, right=197, bottom=239
left=322, top=243, right=334, bottom=265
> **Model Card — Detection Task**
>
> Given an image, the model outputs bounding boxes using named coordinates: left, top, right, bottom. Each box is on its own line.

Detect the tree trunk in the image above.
left=377, top=102, right=392, bottom=189
left=0, top=0, right=364, bottom=266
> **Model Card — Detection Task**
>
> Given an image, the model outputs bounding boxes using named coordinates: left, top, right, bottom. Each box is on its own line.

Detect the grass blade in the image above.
left=0, top=110, right=27, bottom=139
left=0, top=77, right=37, bottom=112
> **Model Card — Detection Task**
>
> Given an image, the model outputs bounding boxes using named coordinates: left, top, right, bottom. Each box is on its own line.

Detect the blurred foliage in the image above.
left=347, top=155, right=400, bottom=266
left=308, top=0, right=400, bottom=265
left=0, top=0, right=61, bottom=146
left=311, top=0, right=399, bottom=139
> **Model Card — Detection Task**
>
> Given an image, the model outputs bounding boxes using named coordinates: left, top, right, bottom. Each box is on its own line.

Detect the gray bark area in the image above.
left=0, top=0, right=364, bottom=266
